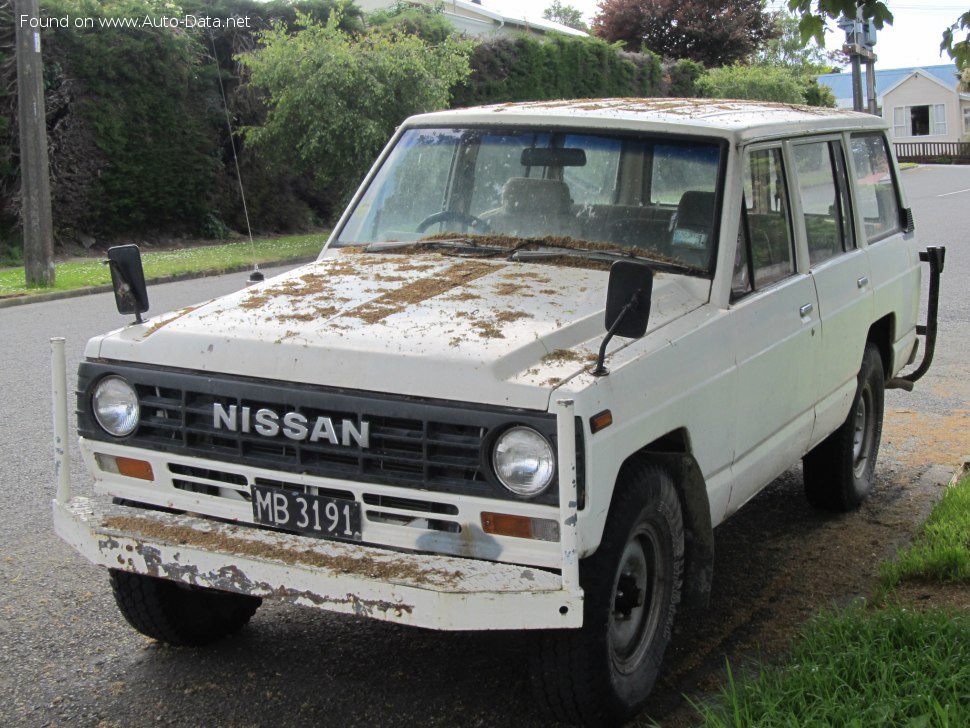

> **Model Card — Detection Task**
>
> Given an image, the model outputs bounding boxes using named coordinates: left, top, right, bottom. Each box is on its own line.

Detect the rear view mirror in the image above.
left=593, top=260, right=653, bottom=376
left=105, top=245, right=149, bottom=324
left=520, top=147, right=587, bottom=167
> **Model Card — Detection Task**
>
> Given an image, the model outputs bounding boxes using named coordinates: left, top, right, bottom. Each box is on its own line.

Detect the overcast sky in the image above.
left=480, top=0, right=966, bottom=72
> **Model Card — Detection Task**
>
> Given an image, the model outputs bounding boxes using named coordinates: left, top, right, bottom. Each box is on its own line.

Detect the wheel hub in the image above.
left=614, top=572, right=645, bottom=618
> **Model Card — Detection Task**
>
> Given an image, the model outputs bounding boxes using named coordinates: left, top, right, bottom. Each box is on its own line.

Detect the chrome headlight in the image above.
left=492, top=426, right=556, bottom=497
left=92, top=376, right=140, bottom=437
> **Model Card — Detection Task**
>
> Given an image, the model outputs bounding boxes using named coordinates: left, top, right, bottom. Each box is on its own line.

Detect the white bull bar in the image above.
left=50, top=338, right=584, bottom=631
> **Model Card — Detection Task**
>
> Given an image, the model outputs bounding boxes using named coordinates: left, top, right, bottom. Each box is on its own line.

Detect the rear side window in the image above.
left=850, top=133, right=901, bottom=243
left=792, top=140, right=854, bottom=265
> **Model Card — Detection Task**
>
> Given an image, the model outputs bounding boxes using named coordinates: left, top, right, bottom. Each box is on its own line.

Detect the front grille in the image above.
left=79, top=361, right=576, bottom=505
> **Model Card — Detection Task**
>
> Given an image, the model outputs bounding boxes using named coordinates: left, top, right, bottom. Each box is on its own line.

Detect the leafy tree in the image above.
left=592, top=0, right=778, bottom=67
left=787, top=1, right=968, bottom=71
left=240, top=13, right=472, bottom=206
left=696, top=63, right=834, bottom=106
left=543, top=0, right=588, bottom=32
left=756, top=9, right=843, bottom=71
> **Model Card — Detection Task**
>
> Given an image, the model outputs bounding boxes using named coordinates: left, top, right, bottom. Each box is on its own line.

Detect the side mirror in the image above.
left=593, top=260, right=654, bottom=376
left=105, top=245, right=149, bottom=324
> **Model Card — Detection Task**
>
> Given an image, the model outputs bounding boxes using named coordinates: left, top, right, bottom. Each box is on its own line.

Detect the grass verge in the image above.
left=879, top=471, right=970, bottom=595
left=0, top=233, right=327, bottom=298
left=693, top=472, right=970, bottom=727
left=693, top=605, right=970, bottom=727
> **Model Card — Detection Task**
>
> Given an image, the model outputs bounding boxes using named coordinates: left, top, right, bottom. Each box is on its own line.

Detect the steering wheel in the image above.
left=415, top=210, right=491, bottom=234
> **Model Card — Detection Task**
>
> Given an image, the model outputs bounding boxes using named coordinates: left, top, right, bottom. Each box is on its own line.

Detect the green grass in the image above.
left=692, top=472, right=970, bottom=727
left=0, top=233, right=327, bottom=298
left=879, top=472, right=970, bottom=594
left=694, top=605, right=970, bottom=727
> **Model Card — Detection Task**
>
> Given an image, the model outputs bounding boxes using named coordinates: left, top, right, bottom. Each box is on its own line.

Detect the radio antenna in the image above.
left=208, top=30, right=262, bottom=283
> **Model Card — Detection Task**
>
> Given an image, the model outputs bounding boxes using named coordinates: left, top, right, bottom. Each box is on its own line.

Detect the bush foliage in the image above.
left=697, top=64, right=835, bottom=106
left=452, top=34, right=661, bottom=107
left=241, top=13, right=472, bottom=206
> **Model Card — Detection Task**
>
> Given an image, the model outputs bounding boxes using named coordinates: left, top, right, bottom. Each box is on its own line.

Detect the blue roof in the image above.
left=817, top=63, right=959, bottom=106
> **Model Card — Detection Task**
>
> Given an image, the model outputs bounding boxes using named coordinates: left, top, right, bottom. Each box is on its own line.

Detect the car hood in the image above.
left=90, top=251, right=708, bottom=410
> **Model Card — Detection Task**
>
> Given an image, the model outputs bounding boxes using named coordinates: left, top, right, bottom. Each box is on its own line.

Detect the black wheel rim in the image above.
left=852, top=383, right=875, bottom=478
left=609, top=523, right=666, bottom=674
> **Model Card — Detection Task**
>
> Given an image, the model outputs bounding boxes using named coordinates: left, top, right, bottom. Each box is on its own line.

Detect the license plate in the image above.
left=251, top=485, right=362, bottom=542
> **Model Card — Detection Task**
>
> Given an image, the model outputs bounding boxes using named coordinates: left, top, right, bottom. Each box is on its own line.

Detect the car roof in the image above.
left=406, top=98, right=888, bottom=143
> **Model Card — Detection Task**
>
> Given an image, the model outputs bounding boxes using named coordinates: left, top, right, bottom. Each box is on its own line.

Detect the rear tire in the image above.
left=804, top=343, right=884, bottom=511
left=109, top=570, right=261, bottom=646
left=531, top=461, right=684, bottom=726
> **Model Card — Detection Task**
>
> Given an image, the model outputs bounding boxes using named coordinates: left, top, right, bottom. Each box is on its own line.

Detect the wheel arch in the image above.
left=625, top=430, right=714, bottom=611
left=867, top=313, right=894, bottom=379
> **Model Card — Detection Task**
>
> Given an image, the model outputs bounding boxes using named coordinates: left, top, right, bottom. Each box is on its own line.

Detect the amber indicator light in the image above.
left=116, top=457, right=154, bottom=481
left=590, top=409, right=613, bottom=433
left=481, top=512, right=534, bottom=539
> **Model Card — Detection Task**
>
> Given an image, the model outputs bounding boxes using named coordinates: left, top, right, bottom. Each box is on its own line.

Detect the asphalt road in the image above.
left=0, top=165, right=967, bottom=727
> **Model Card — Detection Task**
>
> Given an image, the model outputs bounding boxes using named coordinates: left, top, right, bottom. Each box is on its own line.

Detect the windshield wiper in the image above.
left=361, top=239, right=511, bottom=257
left=507, top=241, right=707, bottom=277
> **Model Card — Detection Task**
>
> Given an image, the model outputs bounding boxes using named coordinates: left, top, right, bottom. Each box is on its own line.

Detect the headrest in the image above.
left=502, top=178, right=572, bottom=214
left=676, top=191, right=716, bottom=228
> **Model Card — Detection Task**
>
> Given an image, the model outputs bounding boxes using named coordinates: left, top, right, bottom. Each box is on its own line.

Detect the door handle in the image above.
left=857, top=276, right=869, bottom=288
left=799, top=303, right=814, bottom=317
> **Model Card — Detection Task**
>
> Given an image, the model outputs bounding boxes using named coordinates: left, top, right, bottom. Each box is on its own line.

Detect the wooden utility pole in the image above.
left=15, top=0, right=55, bottom=286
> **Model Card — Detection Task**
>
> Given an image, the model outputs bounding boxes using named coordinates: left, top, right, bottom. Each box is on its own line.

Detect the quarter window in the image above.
left=850, top=133, right=901, bottom=243
left=793, top=141, right=853, bottom=266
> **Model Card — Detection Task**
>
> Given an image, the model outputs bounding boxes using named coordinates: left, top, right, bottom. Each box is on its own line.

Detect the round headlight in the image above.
left=92, top=376, right=140, bottom=437
left=492, top=426, right=556, bottom=497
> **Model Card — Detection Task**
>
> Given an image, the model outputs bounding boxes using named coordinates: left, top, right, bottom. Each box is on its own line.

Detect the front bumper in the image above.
left=52, top=496, right=583, bottom=630
left=50, top=339, right=584, bottom=631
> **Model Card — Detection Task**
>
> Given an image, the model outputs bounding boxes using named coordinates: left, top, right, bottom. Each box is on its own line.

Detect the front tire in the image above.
left=532, top=461, right=684, bottom=726
left=804, top=343, right=885, bottom=511
left=109, top=570, right=262, bottom=646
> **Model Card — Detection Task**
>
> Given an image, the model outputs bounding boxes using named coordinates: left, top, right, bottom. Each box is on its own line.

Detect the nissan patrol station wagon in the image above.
left=52, top=98, right=944, bottom=726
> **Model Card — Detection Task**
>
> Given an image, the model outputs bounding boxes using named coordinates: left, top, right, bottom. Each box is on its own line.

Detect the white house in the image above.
left=817, top=64, right=970, bottom=143
left=356, top=0, right=588, bottom=39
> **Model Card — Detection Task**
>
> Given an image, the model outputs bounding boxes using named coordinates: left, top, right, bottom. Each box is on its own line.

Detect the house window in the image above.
left=892, top=104, right=948, bottom=137
left=964, top=107, right=970, bottom=134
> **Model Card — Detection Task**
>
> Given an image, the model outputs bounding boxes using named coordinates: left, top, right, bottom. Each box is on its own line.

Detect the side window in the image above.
left=792, top=140, right=853, bottom=266
left=734, top=147, right=794, bottom=297
left=850, top=133, right=901, bottom=243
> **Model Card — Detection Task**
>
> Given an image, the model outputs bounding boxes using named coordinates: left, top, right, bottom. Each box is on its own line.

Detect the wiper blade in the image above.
left=509, top=243, right=707, bottom=276
left=362, top=239, right=511, bottom=257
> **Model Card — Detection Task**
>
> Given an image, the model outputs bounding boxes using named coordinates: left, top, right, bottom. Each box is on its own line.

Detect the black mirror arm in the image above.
left=103, top=258, right=145, bottom=324
left=592, top=291, right=640, bottom=378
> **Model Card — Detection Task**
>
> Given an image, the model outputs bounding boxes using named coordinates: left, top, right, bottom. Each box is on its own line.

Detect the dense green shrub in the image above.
left=696, top=63, right=832, bottom=105
left=368, top=1, right=455, bottom=43
left=451, top=34, right=661, bottom=108
left=666, top=59, right=704, bottom=97
left=41, top=0, right=223, bottom=237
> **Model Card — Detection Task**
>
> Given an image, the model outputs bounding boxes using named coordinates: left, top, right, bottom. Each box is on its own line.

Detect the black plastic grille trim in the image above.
left=78, top=361, right=583, bottom=506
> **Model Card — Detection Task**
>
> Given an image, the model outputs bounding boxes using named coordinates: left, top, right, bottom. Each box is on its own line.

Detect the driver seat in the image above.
left=482, top=178, right=581, bottom=239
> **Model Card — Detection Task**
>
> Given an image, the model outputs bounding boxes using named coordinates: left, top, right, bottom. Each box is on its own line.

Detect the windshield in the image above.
left=334, top=127, right=724, bottom=273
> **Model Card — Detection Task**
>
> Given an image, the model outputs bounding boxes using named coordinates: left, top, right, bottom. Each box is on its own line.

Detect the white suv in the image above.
left=52, top=99, right=943, bottom=726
